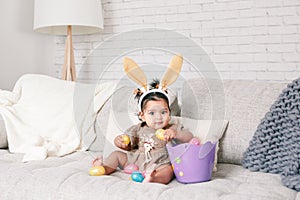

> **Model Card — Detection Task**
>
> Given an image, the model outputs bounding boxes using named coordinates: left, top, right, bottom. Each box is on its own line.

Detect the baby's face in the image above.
left=140, top=99, right=170, bottom=130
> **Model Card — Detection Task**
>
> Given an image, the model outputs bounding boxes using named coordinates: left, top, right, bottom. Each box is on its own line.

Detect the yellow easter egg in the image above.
left=179, top=171, right=184, bottom=177
left=89, top=166, right=105, bottom=176
left=155, top=129, right=165, bottom=140
left=122, top=135, right=131, bottom=145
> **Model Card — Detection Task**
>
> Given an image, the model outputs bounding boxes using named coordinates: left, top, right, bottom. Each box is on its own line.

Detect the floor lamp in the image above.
left=33, top=0, right=104, bottom=81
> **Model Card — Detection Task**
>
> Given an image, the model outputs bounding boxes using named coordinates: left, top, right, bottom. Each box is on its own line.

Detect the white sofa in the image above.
left=0, top=75, right=299, bottom=200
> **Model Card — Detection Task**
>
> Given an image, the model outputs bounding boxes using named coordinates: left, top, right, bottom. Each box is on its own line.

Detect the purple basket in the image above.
left=166, top=141, right=216, bottom=184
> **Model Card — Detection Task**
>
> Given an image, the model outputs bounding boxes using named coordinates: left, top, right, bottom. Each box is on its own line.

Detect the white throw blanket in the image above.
left=0, top=74, right=116, bottom=162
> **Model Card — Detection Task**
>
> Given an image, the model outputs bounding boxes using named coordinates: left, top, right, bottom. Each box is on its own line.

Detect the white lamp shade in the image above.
left=34, top=0, right=104, bottom=35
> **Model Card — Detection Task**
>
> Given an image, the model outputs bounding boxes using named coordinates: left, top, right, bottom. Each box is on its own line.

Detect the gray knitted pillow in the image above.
left=242, top=78, right=300, bottom=191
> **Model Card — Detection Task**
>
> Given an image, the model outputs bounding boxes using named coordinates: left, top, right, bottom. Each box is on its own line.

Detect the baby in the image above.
left=92, top=81, right=193, bottom=184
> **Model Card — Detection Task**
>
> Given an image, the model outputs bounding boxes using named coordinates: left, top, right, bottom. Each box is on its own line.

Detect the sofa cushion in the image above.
left=0, top=150, right=298, bottom=200
left=0, top=74, right=116, bottom=161
left=181, top=78, right=288, bottom=165
left=0, top=114, right=7, bottom=148
left=242, top=78, right=300, bottom=191
left=88, top=98, right=110, bottom=152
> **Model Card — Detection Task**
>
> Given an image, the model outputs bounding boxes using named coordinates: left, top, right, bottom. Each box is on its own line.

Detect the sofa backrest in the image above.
left=181, top=78, right=288, bottom=165
left=0, top=114, right=7, bottom=148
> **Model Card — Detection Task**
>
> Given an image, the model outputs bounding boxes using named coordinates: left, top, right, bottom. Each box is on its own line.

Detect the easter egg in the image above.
left=122, top=135, right=131, bottom=145
left=175, top=157, right=181, bottom=164
left=89, top=166, right=105, bottom=176
left=124, top=164, right=139, bottom=174
left=131, top=171, right=144, bottom=182
left=155, top=129, right=165, bottom=140
left=189, top=137, right=200, bottom=145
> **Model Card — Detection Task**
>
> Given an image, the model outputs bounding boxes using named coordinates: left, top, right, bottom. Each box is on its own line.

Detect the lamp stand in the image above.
left=62, top=25, right=76, bottom=81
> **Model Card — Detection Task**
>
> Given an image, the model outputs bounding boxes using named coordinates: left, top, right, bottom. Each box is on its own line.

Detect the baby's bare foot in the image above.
left=143, top=164, right=158, bottom=183
left=91, top=155, right=103, bottom=167
left=143, top=169, right=157, bottom=183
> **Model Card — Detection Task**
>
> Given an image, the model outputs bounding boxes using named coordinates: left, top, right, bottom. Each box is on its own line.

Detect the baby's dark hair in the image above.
left=135, top=79, right=170, bottom=112
left=140, top=92, right=170, bottom=112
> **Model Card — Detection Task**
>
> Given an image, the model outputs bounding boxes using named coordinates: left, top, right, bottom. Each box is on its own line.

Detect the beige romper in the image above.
left=125, top=122, right=179, bottom=171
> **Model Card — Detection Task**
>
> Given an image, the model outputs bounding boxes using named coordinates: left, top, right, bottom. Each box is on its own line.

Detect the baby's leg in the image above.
left=148, top=164, right=174, bottom=184
left=93, top=151, right=128, bottom=175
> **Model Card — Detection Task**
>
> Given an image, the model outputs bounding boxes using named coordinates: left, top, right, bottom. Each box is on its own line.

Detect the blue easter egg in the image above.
left=131, top=171, right=144, bottom=182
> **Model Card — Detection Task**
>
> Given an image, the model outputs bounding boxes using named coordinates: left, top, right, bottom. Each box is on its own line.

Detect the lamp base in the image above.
left=62, top=25, right=76, bottom=81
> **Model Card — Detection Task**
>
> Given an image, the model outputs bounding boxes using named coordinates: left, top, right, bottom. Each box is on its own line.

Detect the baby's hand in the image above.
left=114, top=134, right=131, bottom=149
left=163, top=129, right=176, bottom=141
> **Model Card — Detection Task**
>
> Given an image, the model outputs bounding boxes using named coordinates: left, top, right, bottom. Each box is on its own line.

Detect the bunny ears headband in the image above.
left=123, top=55, right=183, bottom=111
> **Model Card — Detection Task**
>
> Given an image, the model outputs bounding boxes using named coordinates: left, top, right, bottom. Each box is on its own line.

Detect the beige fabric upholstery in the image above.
left=0, top=150, right=298, bottom=200
left=0, top=79, right=299, bottom=199
left=0, top=114, right=7, bottom=148
left=181, top=78, right=288, bottom=164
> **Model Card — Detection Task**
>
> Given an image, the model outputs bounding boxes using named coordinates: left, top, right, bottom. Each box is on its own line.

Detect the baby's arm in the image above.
left=164, top=124, right=193, bottom=143
left=114, top=135, right=131, bottom=151
left=114, top=124, right=139, bottom=151
left=175, top=128, right=193, bottom=143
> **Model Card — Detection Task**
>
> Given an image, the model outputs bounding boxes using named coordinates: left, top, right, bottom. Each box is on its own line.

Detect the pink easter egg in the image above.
left=189, top=137, right=200, bottom=145
left=124, top=164, right=139, bottom=174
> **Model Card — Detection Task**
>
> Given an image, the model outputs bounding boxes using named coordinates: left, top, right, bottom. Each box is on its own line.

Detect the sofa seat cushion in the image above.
left=0, top=150, right=298, bottom=200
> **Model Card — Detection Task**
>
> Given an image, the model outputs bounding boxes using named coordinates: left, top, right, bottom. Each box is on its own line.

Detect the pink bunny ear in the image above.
left=160, top=55, right=183, bottom=90
left=123, top=57, right=148, bottom=91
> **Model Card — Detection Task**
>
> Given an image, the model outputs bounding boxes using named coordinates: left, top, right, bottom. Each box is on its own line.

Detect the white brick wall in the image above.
left=53, top=0, right=300, bottom=83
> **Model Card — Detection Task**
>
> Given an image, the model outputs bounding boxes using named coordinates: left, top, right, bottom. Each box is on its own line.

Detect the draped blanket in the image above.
left=242, top=78, right=300, bottom=191
left=0, top=74, right=116, bottom=162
